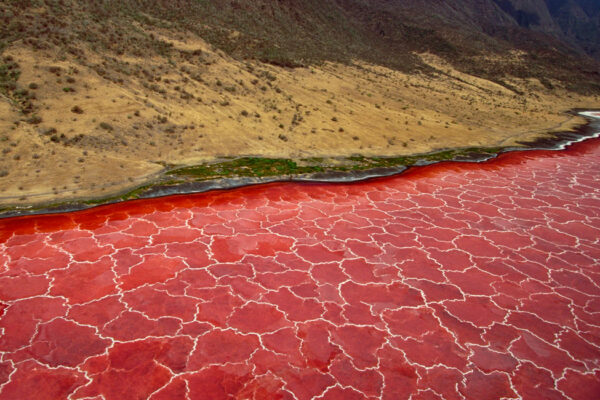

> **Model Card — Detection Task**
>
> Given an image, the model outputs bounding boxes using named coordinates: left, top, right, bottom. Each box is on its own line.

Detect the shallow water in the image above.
left=1, top=136, right=600, bottom=398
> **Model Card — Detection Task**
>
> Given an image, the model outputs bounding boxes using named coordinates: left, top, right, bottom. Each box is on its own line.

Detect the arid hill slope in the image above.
left=0, top=0, right=598, bottom=207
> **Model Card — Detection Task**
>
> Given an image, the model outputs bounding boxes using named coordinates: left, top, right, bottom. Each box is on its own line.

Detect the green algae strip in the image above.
left=166, top=146, right=505, bottom=180
left=167, top=157, right=325, bottom=179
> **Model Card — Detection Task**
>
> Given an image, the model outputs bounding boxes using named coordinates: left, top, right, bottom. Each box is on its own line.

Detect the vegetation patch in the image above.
left=168, top=157, right=325, bottom=180
left=166, top=146, right=509, bottom=182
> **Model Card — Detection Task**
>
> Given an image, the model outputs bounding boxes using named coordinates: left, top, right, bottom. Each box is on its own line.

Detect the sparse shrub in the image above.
left=66, top=76, right=76, bottom=84
left=241, top=110, right=249, bottom=117
left=264, top=71, right=277, bottom=82
left=13, top=88, right=28, bottom=97
left=278, top=134, right=288, bottom=141
left=62, top=87, right=75, bottom=93
left=28, top=82, right=38, bottom=90
left=41, top=127, right=57, bottom=136
left=48, top=66, right=62, bottom=76
left=26, top=115, right=42, bottom=124
left=71, top=105, right=83, bottom=114
left=99, top=122, right=113, bottom=131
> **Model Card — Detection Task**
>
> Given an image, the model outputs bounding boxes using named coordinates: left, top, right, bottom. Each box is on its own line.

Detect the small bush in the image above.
left=41, top=127, right=57, bottom=136
left=14, top=88, right=28, bottom=97
left=99, top=122, right=113, bottom=131
left=48, top=66, right=62, bottom=75
left=26, top=115, right=42, bottom=124
left=28, top=82, right=38, bottom=90
left=71, top=105, right=83, bottom=114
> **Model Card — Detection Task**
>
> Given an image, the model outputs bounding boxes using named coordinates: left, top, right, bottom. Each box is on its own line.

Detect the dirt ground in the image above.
left=0, top=33, right=598, bottom=207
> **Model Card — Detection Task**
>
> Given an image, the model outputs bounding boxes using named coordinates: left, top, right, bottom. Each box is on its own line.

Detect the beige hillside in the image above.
left=0, top=31, right=598, bottom=207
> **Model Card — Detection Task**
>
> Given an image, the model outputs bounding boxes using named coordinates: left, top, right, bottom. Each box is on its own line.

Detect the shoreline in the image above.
left=1, top=110, right=598, bottom=219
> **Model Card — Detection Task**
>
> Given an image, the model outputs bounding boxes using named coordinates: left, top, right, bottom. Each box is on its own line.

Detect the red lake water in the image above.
left=1, top=136, right=600, bottom=399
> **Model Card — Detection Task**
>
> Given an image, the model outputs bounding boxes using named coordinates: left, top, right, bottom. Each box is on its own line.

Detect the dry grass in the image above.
left=0, top=33, right=598, bottom=207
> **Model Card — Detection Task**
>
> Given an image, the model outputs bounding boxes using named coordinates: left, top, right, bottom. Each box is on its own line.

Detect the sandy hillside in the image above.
left=0, top=32, right=598, bottom=207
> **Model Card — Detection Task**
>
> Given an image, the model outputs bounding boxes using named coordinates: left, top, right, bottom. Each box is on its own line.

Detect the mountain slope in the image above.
left=0, top=0, right=598, bottom=208
left=545, top=0, right=600, bottom=58
left=1, top=1, right=599, bottom=87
